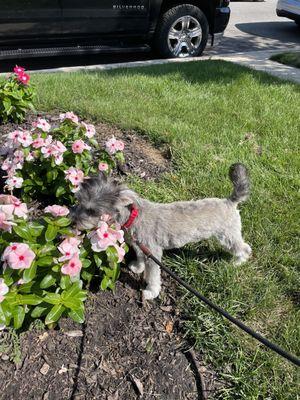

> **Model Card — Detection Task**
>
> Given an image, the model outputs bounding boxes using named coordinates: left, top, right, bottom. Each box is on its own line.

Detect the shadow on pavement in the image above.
left=0, top=51, right=156, bottom=74
left=236, top=21, right=300, bottom=43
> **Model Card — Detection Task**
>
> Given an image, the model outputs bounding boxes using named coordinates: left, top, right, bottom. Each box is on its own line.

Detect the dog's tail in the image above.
left=228, top=163, right=250, bottom=203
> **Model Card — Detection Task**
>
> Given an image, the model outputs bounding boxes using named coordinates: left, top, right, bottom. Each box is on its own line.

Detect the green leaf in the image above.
left=23, top=261, right=37, bottom=283
left=31, top=304, right=49, bottom=318
left=45, top=224, right=58, bottom=242
left=46, top=169, right=58, bottom=183
left=94, top=254, right=102, bottom=267
left=43, top=292, right=61, bottom=305
left=38, top=244, right=56, bottom=256
left=115, top=151, right=125, bottom=164
left=59, top=227, right=73, bottom=236
left=40, top=274, right=57, bottom=289
left=18, top=281, right=35, bottom=293
left=81, top=270, right=93, bottom=283
left=23, top=178, right=34, bottom=186
left=17, top=294, right=42, bottom=305
left=112, top=264, right=121, bottom=282
left=82, top=259, right=91, bottom=269
left=63, top=298, right=83, bottom=310
left=13, top=225, right=34, bottom=242
left=13, top=306, right=25, bottom=329
left=36, top=256, right=54, bottom=267
left=0, top=303, right=12, bottom=326
left=106, top=246, right=119, bottom=264
left=43, top=216, right=54, bottom=224
left=68, top=308, right=85, bottom=324
left=100, top=275, right=111, bottom=291
left=24, top=185, right=33, bottom=194
left=56, top=186, right=66, bottom=198
left=45, top=304, right=65, bottom=325
left=55, top=217, right=71, bottom=227
left=28, top=222, right=44, bottom=238
left=60, top=275, right=71, bottom=290
left=61, top=282, right=81, bottom=301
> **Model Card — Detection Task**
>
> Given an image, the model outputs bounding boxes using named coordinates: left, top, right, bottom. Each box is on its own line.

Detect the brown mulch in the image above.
left=0, top=113, right=222, bottom=399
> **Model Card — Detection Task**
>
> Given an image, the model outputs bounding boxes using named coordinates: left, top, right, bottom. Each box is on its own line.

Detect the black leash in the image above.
left=134, top=240, right=300, bottom=368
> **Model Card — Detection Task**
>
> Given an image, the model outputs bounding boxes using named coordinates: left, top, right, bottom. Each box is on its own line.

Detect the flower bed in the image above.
left=0, top=111, right=127, bottom=330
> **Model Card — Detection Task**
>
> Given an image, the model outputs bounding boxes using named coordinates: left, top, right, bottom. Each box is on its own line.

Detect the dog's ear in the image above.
left=97, top=171, right=108, bottom=182
left=118, top=188, right=137, bottom=207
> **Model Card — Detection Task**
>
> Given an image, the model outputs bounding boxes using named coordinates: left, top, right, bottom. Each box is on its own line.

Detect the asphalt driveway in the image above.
left=209, top=0, right=300, bottom=55
left=0, top=0, right=299, bottom=73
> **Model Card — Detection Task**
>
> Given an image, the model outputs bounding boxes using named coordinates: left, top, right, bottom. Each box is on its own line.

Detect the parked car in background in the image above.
left=276, top=0, right=300, bottom=26
left=0, top=1, right=230, bottom=59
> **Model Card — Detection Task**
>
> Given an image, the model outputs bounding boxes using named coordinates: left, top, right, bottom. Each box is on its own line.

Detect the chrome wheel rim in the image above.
left=167, top=16, right=202, bottom=58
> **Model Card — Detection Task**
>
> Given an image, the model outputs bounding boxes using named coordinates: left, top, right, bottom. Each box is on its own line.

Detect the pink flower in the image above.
left=14, top=65, right=25, bottom=74
left=110, top=227, right=124, bottom=244
left=53, top=141, right=67, bottom=153
left=82, top=122, right=96, bottom=138
left=41, top=140, right=66, bottom=164
left=58, top=237, right=80, bottom=262
left=105, top=137, right=125, bottom=155
left=98, top=162, right=109, bottom=172
left=72, top=139, right=91, bottom=154
left=34, top=118, right=51, bottom=133
left=101, top=214, right=112, bottom=223
left=7, top=130, right=22, bottom=145
left=0, top=194, right=27, bottom=219
left=13, top=150, right=24, bottom=169
left=0, top=204, right=14, bottom=219
left=114, top=244, right=126, bottom=263
left=5, top=176, right=23, bottom=190
left=18, top=131, right=33, bottom=147
left=2, top=243, right=36, bottom=270
left=12, top=202, right=28, bottom=218
left=26, top=152, right=34, bottom=161
left=1, top=157, right=14, bottom=172
left=32, top=135, right=45, bottom=149
left=52, top=141, right=67, bottom=165
left=59, top=112, right=79, bottom=124
left=0, top=211, right=15, bottom=232
left=64, top=167, right=85, bottom=186
left=0, top=279, right=9, bottom=303
left=61, top=255, right=82, bottom=277
left=41, top=145, right=56, bottom=158
left=88, top=222, right=124, bottom=252
left=16, top=72, right=30, bottom=85
left=44, top=205, right=69, bottom=217
left=0, top=194, right=19, bottom=205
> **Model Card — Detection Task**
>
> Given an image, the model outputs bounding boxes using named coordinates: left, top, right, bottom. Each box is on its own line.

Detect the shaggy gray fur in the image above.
left=73, top=164, right=252, bottom=300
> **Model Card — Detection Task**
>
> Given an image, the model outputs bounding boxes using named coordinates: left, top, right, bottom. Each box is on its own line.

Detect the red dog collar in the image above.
left=122, top=204, right=139, bottom=230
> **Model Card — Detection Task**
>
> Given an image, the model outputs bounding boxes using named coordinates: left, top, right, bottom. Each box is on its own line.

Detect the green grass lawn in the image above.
left=32, top=61, right=299, bottom=399
left=271, top=52, right=300, bottom=69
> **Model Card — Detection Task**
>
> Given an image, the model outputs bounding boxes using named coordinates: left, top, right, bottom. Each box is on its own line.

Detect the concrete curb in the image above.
left=2, top=48, right=300, bottom=84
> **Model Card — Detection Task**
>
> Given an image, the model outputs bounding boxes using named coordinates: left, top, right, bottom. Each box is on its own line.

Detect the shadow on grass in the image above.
left=96, top=59, right=300, bottom=89
left=166, top=245, right=232, bottom=266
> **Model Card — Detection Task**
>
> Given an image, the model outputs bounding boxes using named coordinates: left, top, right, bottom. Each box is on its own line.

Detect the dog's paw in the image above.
left=142, top=287, right=160, bottom=301
left=129, top=261, right=145, bottom=274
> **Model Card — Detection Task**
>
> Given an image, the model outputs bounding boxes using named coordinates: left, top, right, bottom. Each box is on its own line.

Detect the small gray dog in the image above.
left=73, top=163, right=252, bottom=300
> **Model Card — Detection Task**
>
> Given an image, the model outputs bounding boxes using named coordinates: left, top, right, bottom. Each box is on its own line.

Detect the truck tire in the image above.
left=154, top=4, right=209, bottom=58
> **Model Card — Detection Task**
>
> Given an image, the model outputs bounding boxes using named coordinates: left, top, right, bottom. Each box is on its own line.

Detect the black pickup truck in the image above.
left=0, top=1, right=230, bottom=59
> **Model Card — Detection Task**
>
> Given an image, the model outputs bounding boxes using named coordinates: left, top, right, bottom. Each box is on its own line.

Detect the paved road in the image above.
left=207, top=0, right=300, bottom=55
left=0, top=0, right=299, bottom=73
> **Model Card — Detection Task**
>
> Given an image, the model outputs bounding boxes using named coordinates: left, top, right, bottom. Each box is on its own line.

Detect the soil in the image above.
left=0, top=113, right=222, bottom=399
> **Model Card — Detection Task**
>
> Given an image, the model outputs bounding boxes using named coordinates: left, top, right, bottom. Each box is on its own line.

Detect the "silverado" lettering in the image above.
left=113, top=5, right=145, bottom=10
